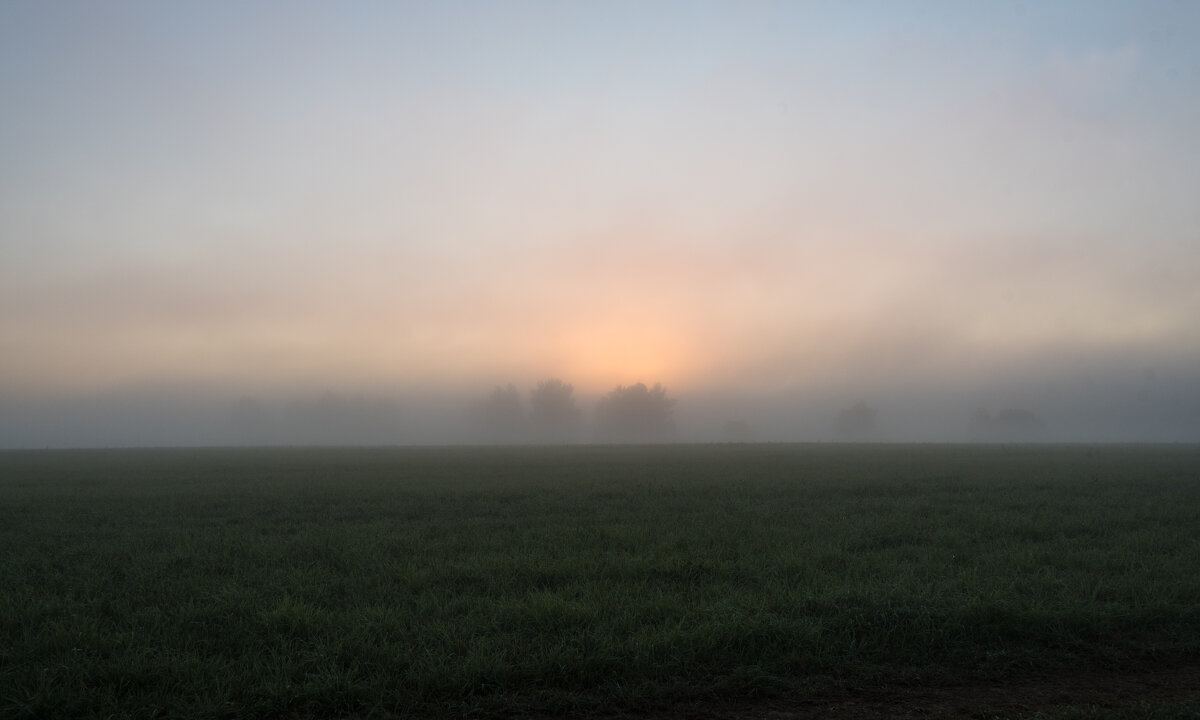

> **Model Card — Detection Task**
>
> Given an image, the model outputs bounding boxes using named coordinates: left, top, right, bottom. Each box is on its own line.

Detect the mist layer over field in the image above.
left=3, top=2, right=1199, bottom=447
left=3, top=366, right=1197, bottom=448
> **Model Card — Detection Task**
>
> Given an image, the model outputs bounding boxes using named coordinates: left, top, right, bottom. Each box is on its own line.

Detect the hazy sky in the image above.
left=2, top=1, right=1199, bottom=445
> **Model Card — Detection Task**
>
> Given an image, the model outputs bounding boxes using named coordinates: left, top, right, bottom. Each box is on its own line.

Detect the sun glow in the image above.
left=555, top=323, right=701, bottom=395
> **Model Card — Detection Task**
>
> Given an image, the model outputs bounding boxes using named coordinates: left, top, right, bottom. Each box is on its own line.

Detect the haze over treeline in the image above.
left=2, top=2, right=1200, bottom=448
left=3, top=362, right=1197, bottom=447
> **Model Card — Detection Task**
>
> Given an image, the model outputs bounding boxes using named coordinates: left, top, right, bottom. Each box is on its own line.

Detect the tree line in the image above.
left=474, top=379, right=676, bottom=444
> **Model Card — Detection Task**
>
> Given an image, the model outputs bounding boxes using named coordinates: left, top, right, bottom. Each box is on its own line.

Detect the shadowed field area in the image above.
left=1, top=444, right=1198, bottom=719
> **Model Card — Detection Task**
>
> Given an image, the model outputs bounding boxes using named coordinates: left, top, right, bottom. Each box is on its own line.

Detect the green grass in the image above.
left=1, top=444, right=1198, bottom=718
left=1013, top=700, right=1200, bottom=720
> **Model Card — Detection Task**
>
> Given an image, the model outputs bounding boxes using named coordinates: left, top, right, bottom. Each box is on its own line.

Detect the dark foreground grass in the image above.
left=1, top=444, right=1198, bottom=719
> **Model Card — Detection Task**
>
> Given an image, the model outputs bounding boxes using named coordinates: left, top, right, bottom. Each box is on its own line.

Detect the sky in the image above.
left=2, top=1, right=1199, bottom=446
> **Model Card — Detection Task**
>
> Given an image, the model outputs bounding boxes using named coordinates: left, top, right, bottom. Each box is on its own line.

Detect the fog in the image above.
left=3, top=353, right=1197, bottom=448
left=3, top=2, right=1199, bottom=448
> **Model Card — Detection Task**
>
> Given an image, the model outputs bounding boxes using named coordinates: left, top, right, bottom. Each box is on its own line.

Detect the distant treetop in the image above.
left=529, top=378, right=579, bottom=443
left=596, top=382, right=676, bottom=443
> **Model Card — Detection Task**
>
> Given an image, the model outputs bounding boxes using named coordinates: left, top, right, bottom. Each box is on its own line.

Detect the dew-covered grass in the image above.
left=1, top=444, right=1198, bottom=718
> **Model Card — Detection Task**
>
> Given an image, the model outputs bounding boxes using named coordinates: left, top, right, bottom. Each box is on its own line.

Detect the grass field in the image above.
left=1, top=444, right=1198, bottom=719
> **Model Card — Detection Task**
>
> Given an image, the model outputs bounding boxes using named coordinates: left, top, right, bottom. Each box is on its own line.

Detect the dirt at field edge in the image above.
left=593, top=664, right=1200, bottom=720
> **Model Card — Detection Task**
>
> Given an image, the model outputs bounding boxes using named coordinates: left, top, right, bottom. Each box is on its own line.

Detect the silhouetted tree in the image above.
left=833, top=400, right=878, bottom=441
left=475, top=383, right=525, bottom=443
left=596, top=382, right=676, bottom=443
left=529, top=378, right=579, bottom=443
